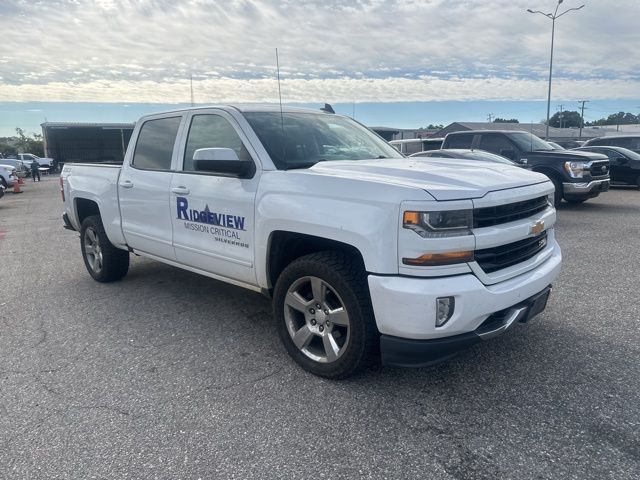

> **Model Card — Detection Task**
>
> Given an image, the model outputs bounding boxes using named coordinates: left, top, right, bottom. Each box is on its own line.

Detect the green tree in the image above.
left=0, top=143, right=18, bottom=157
left=549, top=110, right=582, bottom=128
left=15, top=128, right=44, bottom=156
left=587, top=112, right=639, bottom=126
left=493, top=118, right=519, bottom=123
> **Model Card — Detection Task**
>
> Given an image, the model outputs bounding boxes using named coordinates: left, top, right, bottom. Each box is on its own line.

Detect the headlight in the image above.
left=547, top=192, right=555, bottom=207
left=403, top=210, right=473, bottom=238
left=564, top=161, right=587, bottom=179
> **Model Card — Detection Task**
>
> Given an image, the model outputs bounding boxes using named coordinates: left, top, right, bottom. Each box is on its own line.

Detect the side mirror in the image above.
left=193, top=148, right=254, bottom=178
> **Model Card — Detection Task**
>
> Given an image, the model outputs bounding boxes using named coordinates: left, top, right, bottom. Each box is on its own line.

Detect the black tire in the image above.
left=0, top=177, right=7, bottom=189
left=636, top=176, right=640, bottom=190
left=80, top=215, right=129, bottom=282
left=273, top=251, right=378, bottom=379
left=549, top=176, right=563, bottom=205
left=565, top=198, right=587, bottom=204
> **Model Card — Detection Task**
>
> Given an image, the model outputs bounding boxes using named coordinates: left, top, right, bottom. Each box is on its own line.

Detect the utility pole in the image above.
left=578, top=99, right=589, bottom=139
left=558, top=104, right=564, bottom=129
left=487, top=113, right=494, bottom=123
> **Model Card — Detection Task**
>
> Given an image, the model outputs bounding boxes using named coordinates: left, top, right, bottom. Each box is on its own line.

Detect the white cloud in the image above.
left=0, top=0, right=638, bottom=102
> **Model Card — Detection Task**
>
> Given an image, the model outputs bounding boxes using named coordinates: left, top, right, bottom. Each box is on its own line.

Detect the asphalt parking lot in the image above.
left=1, top=176, right=638, bottom=479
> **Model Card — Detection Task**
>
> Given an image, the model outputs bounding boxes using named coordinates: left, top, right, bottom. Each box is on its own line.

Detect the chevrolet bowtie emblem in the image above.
left=530, top=220, right=545, bottom=235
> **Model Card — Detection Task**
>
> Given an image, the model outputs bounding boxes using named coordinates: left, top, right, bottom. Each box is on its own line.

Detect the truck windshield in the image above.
left=243, top=112, right=403, bottom=169
left=507, top=132, right=554, bottom=152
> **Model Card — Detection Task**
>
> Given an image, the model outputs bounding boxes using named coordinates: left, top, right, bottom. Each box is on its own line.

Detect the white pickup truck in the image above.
left=61, top=105, right=562, bottom=378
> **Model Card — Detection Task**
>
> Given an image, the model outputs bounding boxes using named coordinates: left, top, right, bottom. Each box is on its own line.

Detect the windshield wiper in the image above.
left=285, top=159, right=327, bottom=170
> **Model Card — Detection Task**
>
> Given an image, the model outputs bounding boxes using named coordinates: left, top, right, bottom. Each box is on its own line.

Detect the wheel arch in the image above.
left=75, top=197, right=101, bottom=225
left=265, top=231, right=366, bottom=293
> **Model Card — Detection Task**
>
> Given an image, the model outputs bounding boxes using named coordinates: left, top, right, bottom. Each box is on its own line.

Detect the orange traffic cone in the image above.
left=18, top=176, right=24, bottom=185
left=13, top=180, right=22, bottom=194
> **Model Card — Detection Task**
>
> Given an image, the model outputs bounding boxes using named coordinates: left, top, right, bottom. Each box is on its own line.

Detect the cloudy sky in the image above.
left=1, top=0, right=639, bottom=104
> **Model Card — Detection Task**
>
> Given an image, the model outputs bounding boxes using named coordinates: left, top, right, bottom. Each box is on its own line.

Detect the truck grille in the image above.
left=473, top=196, right=549, bottom=229
left=589, top=160, right=609, bottom=179
left=475, top=231, right=548, bottom=273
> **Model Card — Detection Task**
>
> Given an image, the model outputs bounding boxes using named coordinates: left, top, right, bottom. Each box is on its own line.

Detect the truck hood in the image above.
left=526, top=150, right=608, bottom=161
left=309, top=158, right=549, bottom=201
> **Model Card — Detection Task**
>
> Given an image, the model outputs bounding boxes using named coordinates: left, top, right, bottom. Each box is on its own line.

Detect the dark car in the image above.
left=572, top=146, right=640, bottom=189
left=442, top=130, right=610, bottom=204
left=582, top=135, right=640, bottom=153
left=411, top=149, right=520, bottom=166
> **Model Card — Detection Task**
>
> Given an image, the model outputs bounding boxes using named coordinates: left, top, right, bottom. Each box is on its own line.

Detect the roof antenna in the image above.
left=190, top=74, right=194, bottom=107
left=320, top=103, right=335, bottom=114
left=275, top=48, right=286, bottom=163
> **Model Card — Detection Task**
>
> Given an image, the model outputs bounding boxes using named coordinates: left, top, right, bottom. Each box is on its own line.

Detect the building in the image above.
left=41, top=122, right=135, bottom=164
left=370, top=126, right=441, bottom=142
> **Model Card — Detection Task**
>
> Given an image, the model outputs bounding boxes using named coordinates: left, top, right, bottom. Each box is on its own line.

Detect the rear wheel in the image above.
left=636, top=176, right=640, bottom=190
left=273, top=251, right=378, bottom=379
left=80, top=215, right=129, bottom=282
left=0, top=177, right=7, bottom=189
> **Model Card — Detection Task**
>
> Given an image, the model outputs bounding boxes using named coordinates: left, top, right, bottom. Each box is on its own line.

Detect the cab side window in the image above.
left=183, top=114, right=252, bottom=172
left=478, top=134, right=515, bottom=155
left=132, top=116, right=182, bottom=170
left=446, top=134, right=473, bottom=149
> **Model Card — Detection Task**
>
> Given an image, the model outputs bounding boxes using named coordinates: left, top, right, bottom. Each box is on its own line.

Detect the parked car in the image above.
left=390, top=138, right=444, bottom=155
left=0, top=159, right=29, bottom=178
left=0, top=164, right=18, bottom=188
left=61, top=105, right=561, bottom=378
left=582, top=135, right=640, bottom=153
left=411, top=149, right=521, bottom=166
left=572, top=146, right=640, bottom=189
left=442, top=130, right=610, bottom=204
left=17, top=153, right=54, bottom=170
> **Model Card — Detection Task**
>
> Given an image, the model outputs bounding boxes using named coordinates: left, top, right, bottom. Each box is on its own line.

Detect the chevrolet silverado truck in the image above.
left=442, top=130, right=610, bottom=204
left=61, top=106, right=562, bottom=378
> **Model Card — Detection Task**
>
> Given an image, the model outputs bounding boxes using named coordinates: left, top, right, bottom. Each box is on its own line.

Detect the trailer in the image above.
left=41, top=122, right=135, bottom=166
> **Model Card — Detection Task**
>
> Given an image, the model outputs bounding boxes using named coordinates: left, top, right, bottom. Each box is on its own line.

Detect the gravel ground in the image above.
left=0, top=176, right=638, bottom=479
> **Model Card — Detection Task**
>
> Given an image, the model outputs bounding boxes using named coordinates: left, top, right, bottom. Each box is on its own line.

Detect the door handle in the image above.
left=120, top=180, right=134, bottom=189
left=171, top=186, right=190, bottom=195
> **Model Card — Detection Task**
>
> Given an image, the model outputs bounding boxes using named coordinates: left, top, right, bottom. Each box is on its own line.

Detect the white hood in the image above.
left=309, top=158, right=549, bottom=201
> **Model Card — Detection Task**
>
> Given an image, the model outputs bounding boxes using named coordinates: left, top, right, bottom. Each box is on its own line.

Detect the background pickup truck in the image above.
left=61, top=105, right=562, bottom=378
left=442, top=130, right=610, bottom=204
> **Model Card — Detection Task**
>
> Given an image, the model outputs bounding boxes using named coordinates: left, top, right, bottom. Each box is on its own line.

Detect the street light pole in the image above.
left=527, top=1, right=585, bottom=140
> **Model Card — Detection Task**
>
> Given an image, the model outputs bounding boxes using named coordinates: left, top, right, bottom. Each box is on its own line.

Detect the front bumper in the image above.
left=380, top=286, right=552, bottom=367
left=368, top=238, right=561, bottom=365
left=563, top=179, right=609, bottom=199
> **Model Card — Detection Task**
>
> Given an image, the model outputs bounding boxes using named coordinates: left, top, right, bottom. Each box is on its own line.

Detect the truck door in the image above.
left=170, top=110, right=258, bottom=285
left=119, top=115, right=184, bottom=260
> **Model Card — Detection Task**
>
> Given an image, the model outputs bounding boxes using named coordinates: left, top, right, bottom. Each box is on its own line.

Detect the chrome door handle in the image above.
left=171, top=186, right=190, bottom=195
left=120, top=180, right=134, bottom=189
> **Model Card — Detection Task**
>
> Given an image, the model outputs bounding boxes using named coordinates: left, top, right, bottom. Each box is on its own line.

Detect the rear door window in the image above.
left=132, top=116, right=182, bottom=170
left=478, top=134, right=515, bottom=155
left=445, top=134, right=474, bottom=149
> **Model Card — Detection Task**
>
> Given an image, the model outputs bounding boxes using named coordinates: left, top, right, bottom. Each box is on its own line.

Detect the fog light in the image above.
left=436, top=296, right=455, bottom=327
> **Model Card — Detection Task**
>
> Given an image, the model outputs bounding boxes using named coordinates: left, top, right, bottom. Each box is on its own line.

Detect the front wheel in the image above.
left=80, top=215, right=129, bottom=282
left=273, top=251, right=378, bottom=379
left=549, top=176, right=563, bottom=205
